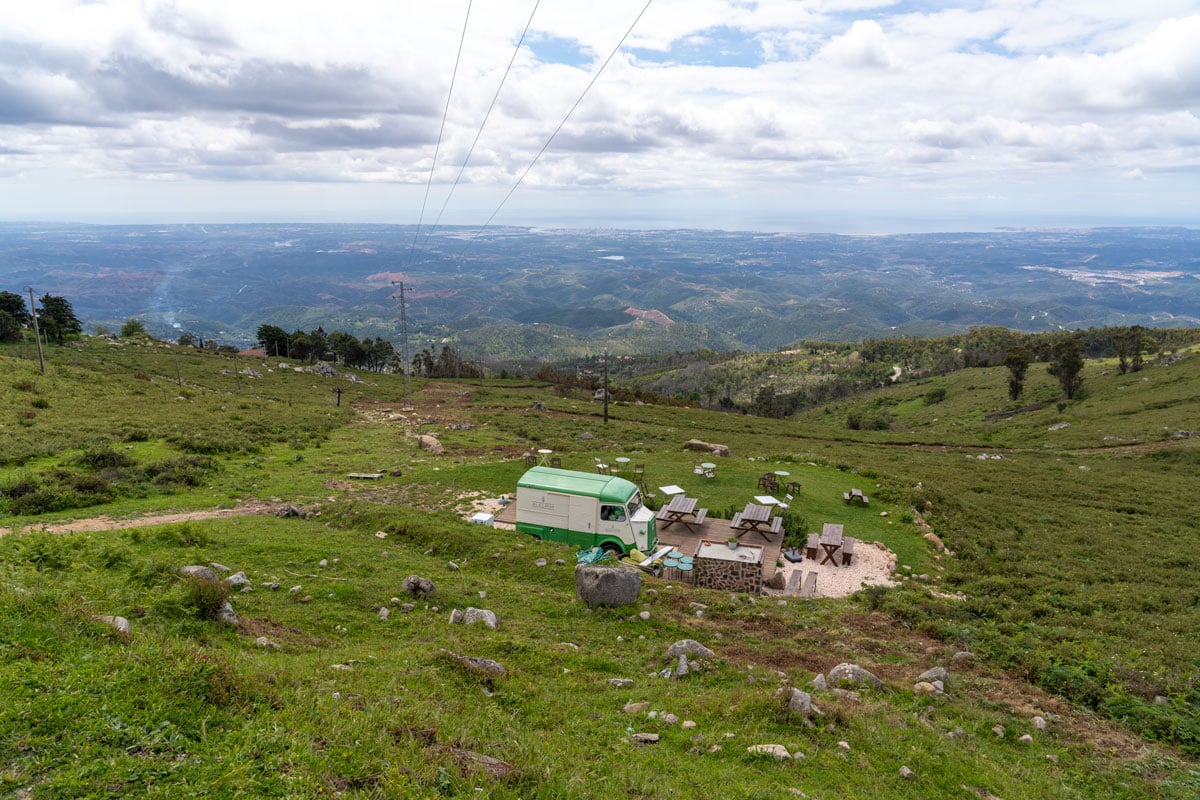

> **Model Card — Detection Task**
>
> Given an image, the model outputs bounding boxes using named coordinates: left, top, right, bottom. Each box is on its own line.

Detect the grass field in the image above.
left=2, top=338, right=1199, bottom=798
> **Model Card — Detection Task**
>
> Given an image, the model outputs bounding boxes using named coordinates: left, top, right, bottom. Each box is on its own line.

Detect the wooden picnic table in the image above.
left=844, top=488, right=869, bottom=505
left=655, top=495, right=707, bottom=534
left=730, top=502, right=783, bottom=541
left=819, top=523, right=844, bottom=565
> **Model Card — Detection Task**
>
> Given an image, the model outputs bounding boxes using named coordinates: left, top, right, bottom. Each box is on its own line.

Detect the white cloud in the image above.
left=0, top=1, right=1196, bottom=227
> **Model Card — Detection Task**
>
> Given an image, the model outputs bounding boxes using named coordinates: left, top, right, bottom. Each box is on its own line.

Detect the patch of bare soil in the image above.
left=0, top=499, right=286, bottom=537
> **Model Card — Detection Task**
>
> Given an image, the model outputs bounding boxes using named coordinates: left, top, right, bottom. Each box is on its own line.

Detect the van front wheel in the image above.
left=601, top=542, right=624, bottom=558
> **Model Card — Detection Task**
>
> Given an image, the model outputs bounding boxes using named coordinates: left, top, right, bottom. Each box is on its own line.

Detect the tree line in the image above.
left=0, top=291, right=82, bottom=343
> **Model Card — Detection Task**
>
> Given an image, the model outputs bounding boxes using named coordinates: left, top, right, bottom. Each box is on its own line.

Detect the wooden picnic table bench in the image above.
left=731, top=502, right=782, bottom=541
left=819, top=523, right=845, bottom=565
left=656, top=495, right=707, bottom=534
left=843, top=488, right=869, bottom=505
left=840, top=536, right=856, bottom=566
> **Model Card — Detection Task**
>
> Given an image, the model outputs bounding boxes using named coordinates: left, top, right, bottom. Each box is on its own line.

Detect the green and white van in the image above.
left=515, top=467, right=656, bottom=555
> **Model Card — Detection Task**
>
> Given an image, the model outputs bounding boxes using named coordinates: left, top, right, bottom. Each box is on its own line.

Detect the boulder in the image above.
left=827, top=663, right=884, bottom=690
left=179, top=565, right=218, bottom=582
left=418, top=434, right=445, bottom=455
left=464, top=608, right=499, bottom=629
left=683, top=439, right=730, bottom=457
left=401, top=574, right=435, bottom=599
left=917, top=666, right=949, bottom=683
left=575, top=564, right=641, bottom=607
left=747, top=744, right=791, bottom=760
left=665, top=639, right=715, bottom=660
left=94, top=615, right=131, bottom=637
left=786, top=688, right=822, bottom=717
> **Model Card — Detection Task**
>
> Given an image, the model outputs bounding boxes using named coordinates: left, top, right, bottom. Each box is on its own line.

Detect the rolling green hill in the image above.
left=2, top=337, right=1199, bottom=798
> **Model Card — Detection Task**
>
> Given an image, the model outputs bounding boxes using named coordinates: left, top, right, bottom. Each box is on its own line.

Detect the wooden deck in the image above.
left=657, top=515, right=782, bottom=582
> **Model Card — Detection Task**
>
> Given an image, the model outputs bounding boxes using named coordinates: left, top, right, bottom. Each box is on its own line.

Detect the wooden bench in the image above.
left=655, top=507, right=673, bottom=522
left=844, top=490, right=869, bottom=505
left=841, top=536, right=856, bottom=566
left=805, top=533, right=819, bottom=561
left=786, top=570, right=803, bottom=593
left=692, top=508, right=708, bottom=525
left=800, top=571, right=818, bottom=598
left=768, top=516, right=783, bottom=535
left=730, top=512, right=744, bottom=528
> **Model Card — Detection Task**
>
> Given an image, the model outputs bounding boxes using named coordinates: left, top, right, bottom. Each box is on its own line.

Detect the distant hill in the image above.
left=2, top=222, right=1197, bottom=359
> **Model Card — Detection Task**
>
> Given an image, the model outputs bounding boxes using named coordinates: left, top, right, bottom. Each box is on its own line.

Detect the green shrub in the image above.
left=73, top=445, right=135, bottom=470
left=9, top=488, right=77, bottom=516
left=144, top=456, right=217, bottom=487
left=924, top=387, right=947, bottom=405
left=182, top=574, right=232, bottom=620
left=31, top=397, right=50, bottom=409
left=13, top=378, right=36, bottom=392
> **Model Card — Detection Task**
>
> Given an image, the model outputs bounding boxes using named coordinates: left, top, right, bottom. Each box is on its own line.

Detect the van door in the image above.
left=569, top=495, right=595, bottom=535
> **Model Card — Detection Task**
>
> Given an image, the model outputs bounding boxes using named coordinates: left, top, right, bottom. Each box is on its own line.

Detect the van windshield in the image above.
left=627, top=492, right=643, bottom=517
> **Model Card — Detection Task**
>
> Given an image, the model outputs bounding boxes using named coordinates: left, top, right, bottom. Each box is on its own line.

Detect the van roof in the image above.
left=517, top=466, right=639, bottom=503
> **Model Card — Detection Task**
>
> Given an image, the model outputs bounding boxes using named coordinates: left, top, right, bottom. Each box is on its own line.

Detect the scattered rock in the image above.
left=786, top=688, right=822, bottom=717
left=289, top=585, right=303, bottom=595
left=225, top=571, right=251, bottom=588
left=1032, top=716, right=1048, bottom=730
left=899, top=766, right=915, bottom=779
left=827, top=663, right=884, bottom=690
left=952, top=651, right=975, bottom=662
left=378, top=607, right=390, bottom=621
left=632, top=733, right=660, bottom=745
left=809, top=673, right=827, bottom=691
left=913, top=681, right=940, bottom=694
left=683, top=439, right=730, bottom=457
left=215, top=600, right=239, bottom=626
left=94, top=615, right=131, bottom=637
left=535, top=558, right=548, bottom=567
left=318, top=559, right=328, bottom=568
left=661, top=713, right=679, bottom=726
left=665, top=639, right=715, bottom=660
left=447, top=561, right=460, bottom=571
left=992, top=724, right=1005, bottom=738
left=464, top=607, right=499, bottom=629
left=837, top=741, right=851, bottom=751
left=608, top=679, right=634, bottom=688
left=917, top=667, right=949, bottom=683
left=639, top=611, right=651, bottom=620
left=623, top=701, right=649, bottom=714
left=255, top=636, right=280, bottom=650
left=575, top=564, right=641, bottom=607
left=449, top=608, right=464, bottom=624
left=1019, top=734, right=1034, bottom=744
left=747, top=744, right=791, bottom=760
left=209, top=562, right=231, bottom=573
left=401, top=574, right=435, bottom=599
left=179, top=565, right=218, bottom=582
left=767, top=570, right=786, bottom=590
left=443, top=650, right=506, bottom=677
left=418, top=434, right=444, bottom=454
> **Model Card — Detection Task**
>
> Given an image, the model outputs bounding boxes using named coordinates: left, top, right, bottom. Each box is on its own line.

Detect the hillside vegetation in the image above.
left=2, top=336, right=1199, bottom=799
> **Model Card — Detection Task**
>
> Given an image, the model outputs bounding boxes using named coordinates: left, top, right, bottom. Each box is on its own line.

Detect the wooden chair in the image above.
left=594, top=457, right=609, bottom=474
left=632, top=463, right=645, bottom=478
left=525, top=454, right=538, bottom=466
left=550, top=456, right=562, bottom=467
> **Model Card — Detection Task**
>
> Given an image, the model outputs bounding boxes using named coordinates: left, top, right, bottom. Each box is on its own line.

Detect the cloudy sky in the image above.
left=1, top=0, right=1197, bottom=231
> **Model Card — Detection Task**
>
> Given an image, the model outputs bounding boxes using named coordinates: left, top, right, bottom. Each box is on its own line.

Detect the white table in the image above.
left=537, top=448, right=553, bottom=465
left=614, top=456, right=631, bottom=471
left=659, top=485, right=685, bottom=495
left=754, top=495, right=780, bottom=505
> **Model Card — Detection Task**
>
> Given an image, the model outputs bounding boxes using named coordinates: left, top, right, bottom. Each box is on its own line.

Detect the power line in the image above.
left=405, top=0, right=474, bottom=269
left=421, top=0, right=542, bottom=249
left=462, top=0, right=654, bottom=247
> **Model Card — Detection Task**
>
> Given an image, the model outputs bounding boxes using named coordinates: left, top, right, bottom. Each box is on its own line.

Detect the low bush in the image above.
left=72, top=445, right=135, bottom=470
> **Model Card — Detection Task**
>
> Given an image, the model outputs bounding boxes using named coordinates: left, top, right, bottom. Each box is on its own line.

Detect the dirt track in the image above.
left=0, top=499, right=285, bottom=537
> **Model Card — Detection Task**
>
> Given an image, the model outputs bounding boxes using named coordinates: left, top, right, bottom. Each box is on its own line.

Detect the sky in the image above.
left=1, top=0, right=1198, bottom=232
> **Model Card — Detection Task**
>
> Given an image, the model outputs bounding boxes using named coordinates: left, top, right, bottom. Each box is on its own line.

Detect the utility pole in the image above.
left=392, top=280, right=411, bottom=402
left=25, top=287, right=45, bottom=374
left=603, top=350, right=610, bottom=424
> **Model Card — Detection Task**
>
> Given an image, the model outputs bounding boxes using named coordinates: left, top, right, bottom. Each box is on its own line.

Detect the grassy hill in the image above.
left=2, top=337, right=1199, bottom=798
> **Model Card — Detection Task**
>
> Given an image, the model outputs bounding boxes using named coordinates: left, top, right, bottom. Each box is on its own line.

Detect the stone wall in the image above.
left=694, top=551, right=763, bottom=593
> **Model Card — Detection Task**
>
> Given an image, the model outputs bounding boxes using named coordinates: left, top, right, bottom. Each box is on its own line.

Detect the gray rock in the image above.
left=401, top=574, right=435, bottom=599
left=676, top=654, right=689, bottom=677
left=208, top=562, right=231, bottom=573
left=215, top=600, right=239, bottom=626
left=1032, top=716, right=1048, bottom=730
left=899, top=766, right=915, bottom=779
left=378, top=607, right=389, bottom=621
left=535, top=558, right=548, bottom=567
left=318, top=559, right=328, bottom=568
left=449, top=608, right=464, bottom=624
left=418, top=434, right=444, bottom=455
left=464, top=607, right=499, bottom=629
left=786, top=688, right=822, bottom=717
left=225, top=571, right=251, bottom=588
left=952, top=651, right=975, bottom=662
left=665, top=639, right=715, bottom=660
left=932, top=680, right=944, bottom=693
left=608, top=679, right=634, bottom=688
left=809, top=673, right=828, bottom=691
left=683, top=439, right=731, bottom=457
left=1019, top=734, right=1034, bottom=743
left=913, top=681, right=939, bottom=694
left=443, top=650, right=506, bottom=677
left=837, top=741, right=851, bottom=751
left=992, top=724, right=1006, bottom=738
left=748, top=744, right=791, bottom=760
left=555, top=559, right=566, bottom=566
left=179, top=565, right=218, bottom=582
left=661, top=713, right=679, bottom=725
left=447, top=561, right=460, bottom=571
left=575, top=564, right=641, bottom=607
left=94, top=615, right=131, bottom=637
left=827, top=663, right=884, bottom=690
left=623, top=701, right=649, bottom=714
left=1154, top=695, right=1169, bottom=705
left=255, top=636, right=280, bottom=650
left=638, top=611, right=651, bottom=620
left=289, top=585, right=303, bottom=595
left=401, top=603, right=415, bottom=612
left=632, top=733, right=660, bottom=744
left=766, top=570, right=786, bottom=590
left=830, top=688, right=861, bottom=702
left=917, top=666, right=949, bottom=683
